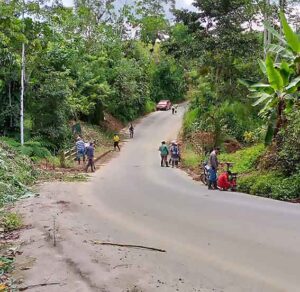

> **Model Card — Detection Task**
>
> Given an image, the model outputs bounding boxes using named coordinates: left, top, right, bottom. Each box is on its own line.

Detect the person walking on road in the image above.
left=159, top=141, right=169, bottom=167
left=208, top=147, right=220, bottom=190
left=85, top=142, right=95, bottom=172
left=76, top=136, right=86, bottom=165
left=113, top=134, right=120, bottom=151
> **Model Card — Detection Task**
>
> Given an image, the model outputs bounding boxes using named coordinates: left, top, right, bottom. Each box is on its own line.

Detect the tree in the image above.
left=244, top=12, right=300, bottom=144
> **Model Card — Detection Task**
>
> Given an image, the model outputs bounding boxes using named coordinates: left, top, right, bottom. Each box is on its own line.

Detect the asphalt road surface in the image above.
left=19, top=104, right=300, bottom=292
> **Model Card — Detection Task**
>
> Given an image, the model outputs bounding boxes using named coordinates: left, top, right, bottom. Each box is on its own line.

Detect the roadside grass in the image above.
left=180, top=141, right=300, bottom=201
left=0, top=212, right=22, bottom=232
left=181, top=143, right=203, bottom=172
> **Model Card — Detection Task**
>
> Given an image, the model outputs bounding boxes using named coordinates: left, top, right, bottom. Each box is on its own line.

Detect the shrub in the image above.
left=144, top=100, right=156, bottom=114
left=219, top=144, right=266, bottom=173
left=238, top=171, right=300, bottom=200
left=0, top=138, right=52, bottom=161
left=1, top=212, right=22, bottom=231
left=183, top=108, right=200, bottom=134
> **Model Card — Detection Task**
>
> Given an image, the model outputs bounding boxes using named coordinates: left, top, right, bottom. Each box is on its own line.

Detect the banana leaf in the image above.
left=280, top=12, right=300, bottom=53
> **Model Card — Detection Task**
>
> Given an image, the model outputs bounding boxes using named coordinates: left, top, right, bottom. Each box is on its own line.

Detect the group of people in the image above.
left=76, top=137, right=95, bottom=172
left=207, top=147, right=236, bottom=191
left=159, top=141, right=181, bottom=168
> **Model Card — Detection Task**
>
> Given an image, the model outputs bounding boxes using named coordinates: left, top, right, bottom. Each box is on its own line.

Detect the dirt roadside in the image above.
left=12, top=157, right=150, bottom=292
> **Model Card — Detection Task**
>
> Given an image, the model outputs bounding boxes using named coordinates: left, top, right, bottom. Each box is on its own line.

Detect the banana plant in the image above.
left=242, top=12, right=300, bottom=145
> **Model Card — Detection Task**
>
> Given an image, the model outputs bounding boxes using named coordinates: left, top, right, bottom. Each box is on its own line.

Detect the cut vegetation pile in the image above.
left=0, top=141, right=36, bottom=207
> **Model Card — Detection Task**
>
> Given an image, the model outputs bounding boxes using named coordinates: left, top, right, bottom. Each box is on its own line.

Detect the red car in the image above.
left=156, top=100, right=172, bottom=111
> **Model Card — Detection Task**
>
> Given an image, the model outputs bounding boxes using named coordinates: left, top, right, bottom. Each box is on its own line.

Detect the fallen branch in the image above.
left=91, top=241, right=166, bottom=253
left=19, top=282, right=60, bottom=291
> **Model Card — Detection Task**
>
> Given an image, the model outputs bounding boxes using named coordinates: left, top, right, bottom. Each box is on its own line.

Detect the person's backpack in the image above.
left=171, top=145, right=179, bottom=155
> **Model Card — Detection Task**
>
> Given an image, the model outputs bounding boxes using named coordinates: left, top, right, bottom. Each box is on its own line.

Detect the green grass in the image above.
left=181, top=144, right=203, bottom=170
left=183, top=108, right=199, bottom=132
left=219, top=144, right=266, bottom=173
left=0, top=212, right=22, bottom=232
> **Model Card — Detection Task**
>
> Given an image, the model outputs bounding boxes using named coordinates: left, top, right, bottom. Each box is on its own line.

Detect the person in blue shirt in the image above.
left=76, top=136, right=86, bottom=164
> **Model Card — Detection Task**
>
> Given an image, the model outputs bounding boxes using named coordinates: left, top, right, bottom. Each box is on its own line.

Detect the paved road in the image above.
left=92, top=105, right=300, bottom=292
left=20, top=104, right=300, bottom=291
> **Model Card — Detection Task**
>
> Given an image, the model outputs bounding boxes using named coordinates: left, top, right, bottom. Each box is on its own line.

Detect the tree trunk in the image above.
left=263, top=0, right=271, bottom=58
left=8, top=81, right=12, bottom=128
left=274, top=98, right=285, bottom=138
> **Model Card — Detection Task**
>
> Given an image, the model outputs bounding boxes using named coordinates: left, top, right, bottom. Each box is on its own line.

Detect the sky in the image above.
left=61, top=0, right=195, bottom=10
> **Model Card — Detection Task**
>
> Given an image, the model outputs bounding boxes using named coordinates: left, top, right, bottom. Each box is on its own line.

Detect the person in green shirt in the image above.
left=159, top=141, right=169, bottom=167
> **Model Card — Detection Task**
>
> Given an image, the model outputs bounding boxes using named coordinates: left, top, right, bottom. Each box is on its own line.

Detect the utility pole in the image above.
left=20, top=0, right=25, bottom=145
left=263, top=0, right=272, bottom=58
left=279, top=0, right=286, bottom=38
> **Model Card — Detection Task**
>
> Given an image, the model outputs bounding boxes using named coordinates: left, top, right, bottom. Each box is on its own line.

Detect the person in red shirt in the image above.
left=217, top=171, right=233, bottom=191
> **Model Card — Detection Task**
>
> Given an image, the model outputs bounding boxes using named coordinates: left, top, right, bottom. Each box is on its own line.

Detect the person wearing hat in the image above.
left=76, top=136, right=86, bottom=165
left=208, top=147, right=220, bottom=189
left=170, top=141, right=180, bottom=168
left=159, top=141, right=169, bottom=167
left=85, top=142, right=95, bottom=172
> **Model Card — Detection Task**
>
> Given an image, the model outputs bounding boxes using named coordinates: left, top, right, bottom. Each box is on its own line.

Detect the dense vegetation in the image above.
left=0, top=0, right=186, bottom=149
left=174, top=1, right=300, bottom=200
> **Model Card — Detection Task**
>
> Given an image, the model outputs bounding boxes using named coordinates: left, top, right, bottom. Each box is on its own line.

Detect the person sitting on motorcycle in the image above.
left=217, top=171, right=233, bottom=191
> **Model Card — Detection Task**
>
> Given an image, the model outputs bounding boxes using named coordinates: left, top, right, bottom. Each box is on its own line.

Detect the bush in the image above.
left=217, top=101, right=261, bottom=142
left=144, top=100, right=156, bottom=114
left=238, top=171, right=300, bottom=200
left=0, top=138, right=52, bottom=161
left=219, top=144, right=266, bottom=173
left=1, top=212, right=22, bottom=231
left=183, top=108, right=200, bottom=134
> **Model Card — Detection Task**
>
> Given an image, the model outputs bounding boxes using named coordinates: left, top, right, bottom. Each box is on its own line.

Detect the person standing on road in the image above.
left=159, top=141, right=169, bottom=167
left=85, top=142, right=95, bottom=172
left=129, top=124, right=134, bottom=138
left=113, top=134, right=120, bottom=151
left=170, top=141, right=180, bottom=168
left=171, top=106, right=175, bottom=115
left=208, top=147, right=220, bottom=190
left=76, top=136, right=86, bottom=165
